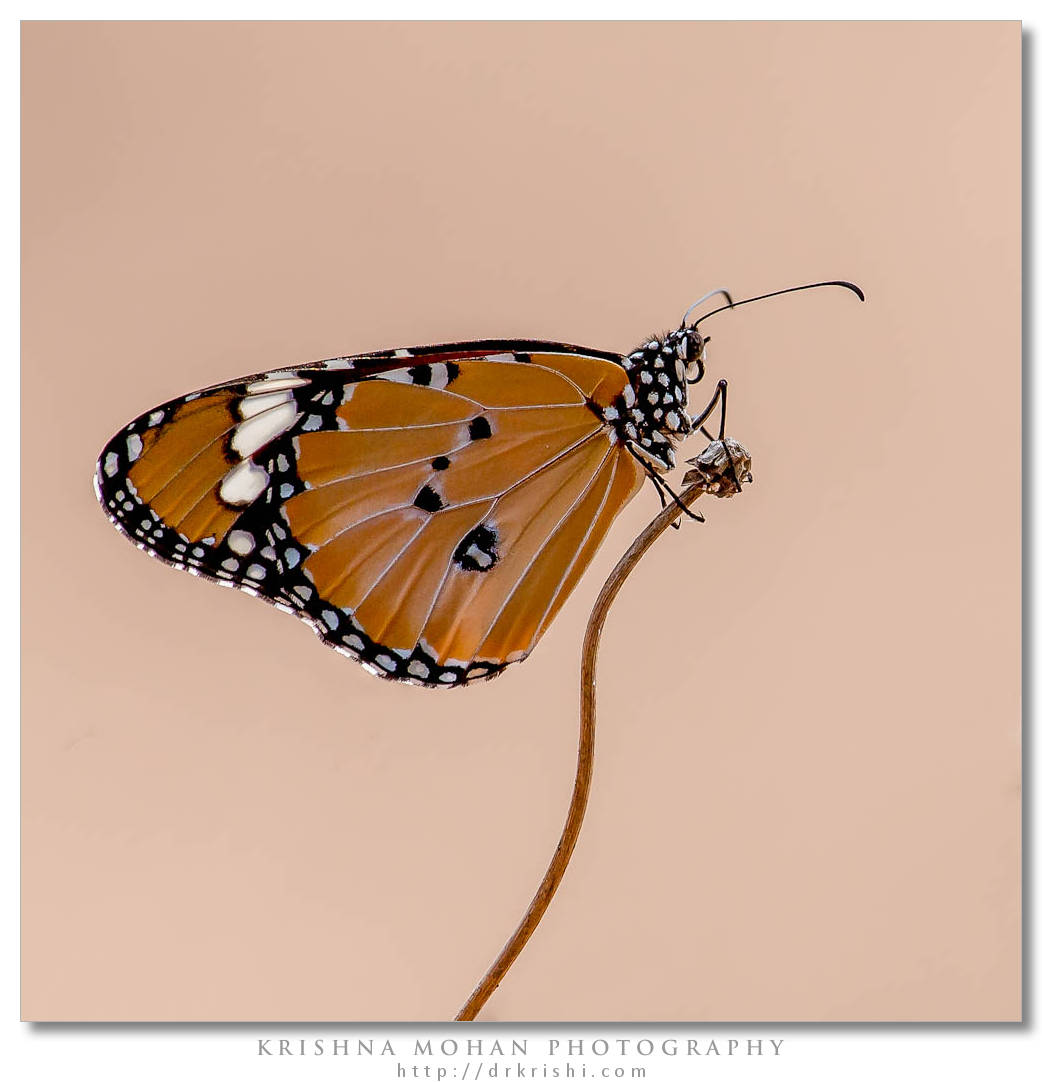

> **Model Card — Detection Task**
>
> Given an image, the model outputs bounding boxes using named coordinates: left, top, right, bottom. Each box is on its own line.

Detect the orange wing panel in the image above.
left=127, top=392, right=241, bottom=544
left=295, top=423, right=469, bottom=485
left=146, top=440, right=240, bottom=528
left=301, top=507, right=428, bottom=610
left=534, top=447, right=645, bottom=640
left=527, top=353, right=630, bottom=409
left=127, top=394, right=235, bottom=499
left=474, top=452, right=621, bottom=662
left=126, top=393, right=237, bottom=497
left=337, top=381, right=477, bottom=429
left=285, top=460, right=432, bottom=547
left=435, top=407, right=603, bottom=505
left=446, top=360, right=586, bottom=407
left=421, top=434, right=616, bottom=664
left=352, top=500, right=496, bottom=652
left=175, top=493, right=241, bottom=543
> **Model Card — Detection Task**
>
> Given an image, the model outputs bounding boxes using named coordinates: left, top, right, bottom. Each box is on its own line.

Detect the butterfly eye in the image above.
left=684, top=334, right=708, bottom=383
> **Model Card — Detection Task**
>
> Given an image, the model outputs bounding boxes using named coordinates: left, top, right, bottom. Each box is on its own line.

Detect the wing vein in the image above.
left=338, top=400, right=583, bottom=436
left=330, top=515, right=429, bottom=616
left=146, top=393, right=298, bottom=504
left=144, top=417, right=237, bottom=503
left=304, top=426, right=608, bottom=549
left=528, top=454, right=626, bottom=646
left=471, top=447, right=618, bottom=659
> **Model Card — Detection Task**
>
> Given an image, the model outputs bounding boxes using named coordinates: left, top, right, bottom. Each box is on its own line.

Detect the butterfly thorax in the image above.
left=604, top=327, right=701, bottom=471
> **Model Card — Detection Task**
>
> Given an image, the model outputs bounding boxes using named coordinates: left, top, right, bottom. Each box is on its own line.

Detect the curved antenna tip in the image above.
left=691, top=278, right=866, bottom=329
left=833, top=280, right=866, bottom=302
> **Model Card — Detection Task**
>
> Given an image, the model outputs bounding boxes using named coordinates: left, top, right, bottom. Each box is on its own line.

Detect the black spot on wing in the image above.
left=453, top=524, right=499, bottom=572
left=431, top=456, right=451, bottom=471
left=413, top=484, right=444, bottom=513
left=468, top=416, right=492, bottom=441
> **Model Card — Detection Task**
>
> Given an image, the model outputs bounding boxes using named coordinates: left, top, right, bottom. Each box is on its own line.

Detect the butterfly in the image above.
left=94, top=282, right=862, bottom=687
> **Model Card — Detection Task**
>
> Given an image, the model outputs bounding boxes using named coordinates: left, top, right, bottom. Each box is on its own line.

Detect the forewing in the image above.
left=95, top=344, right=645, bottom=686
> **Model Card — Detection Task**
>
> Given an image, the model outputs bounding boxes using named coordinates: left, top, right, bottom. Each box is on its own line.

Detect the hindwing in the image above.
left=95, top=342, right=647, bottom=686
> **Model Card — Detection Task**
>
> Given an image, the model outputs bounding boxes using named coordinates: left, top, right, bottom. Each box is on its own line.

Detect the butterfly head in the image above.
left=674, top=327, right=709, bottom=385
left=621, top=327, right=707, bottom=398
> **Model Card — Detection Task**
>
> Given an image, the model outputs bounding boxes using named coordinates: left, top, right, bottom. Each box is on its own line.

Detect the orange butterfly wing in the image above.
left=95, top=344, right=646, bottom=686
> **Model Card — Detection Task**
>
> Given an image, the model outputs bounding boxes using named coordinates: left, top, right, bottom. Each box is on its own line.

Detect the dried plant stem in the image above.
left=454, top=481, right=709, bottom=1022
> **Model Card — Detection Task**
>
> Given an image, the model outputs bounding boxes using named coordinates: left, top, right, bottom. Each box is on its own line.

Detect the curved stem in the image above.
left=454, top=481, right=709, bottom=1021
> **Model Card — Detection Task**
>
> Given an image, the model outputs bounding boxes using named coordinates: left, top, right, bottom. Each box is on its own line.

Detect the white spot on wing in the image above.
left=245, top=375, right=308, bottom=394
left=219, top=459, right=269, bottom=506
left=466, top=545, right=493, bottom=569
left=126, top=434, right=143, bottom=462
left=103, top=452, right=119, bottom=477
left=231, top=402, right=299, bottom=457
left=381, top=368, right=415, bottom=383
left=227, top=530, right=255, bottom=555
left=239, top=389, right=294, bottom=419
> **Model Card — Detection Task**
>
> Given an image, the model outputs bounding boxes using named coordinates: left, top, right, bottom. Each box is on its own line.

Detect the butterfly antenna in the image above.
left=691, top=280, right=865, bottom=330
left=681, top=288, right=735, bottom=326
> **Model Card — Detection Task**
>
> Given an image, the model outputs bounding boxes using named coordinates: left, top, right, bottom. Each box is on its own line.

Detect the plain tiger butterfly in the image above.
left=94, top=281, right=863, bottom=688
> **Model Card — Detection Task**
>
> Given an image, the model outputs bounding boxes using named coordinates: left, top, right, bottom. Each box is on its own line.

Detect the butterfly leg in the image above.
left=646, top=471, right=691, bottom=531
left=690, top=378, right=729, bottom=441
left=627, top=445, right=705, bottom=527
left=690, top=379, right=743, bottom=492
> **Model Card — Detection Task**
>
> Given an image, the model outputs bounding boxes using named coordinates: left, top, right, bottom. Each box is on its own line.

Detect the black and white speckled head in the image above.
left=605, top=326, right=708, bottom=472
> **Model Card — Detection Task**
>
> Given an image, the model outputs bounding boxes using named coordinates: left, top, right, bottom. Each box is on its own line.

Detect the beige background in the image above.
left=22, top=22, right=1020, bottom=1021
